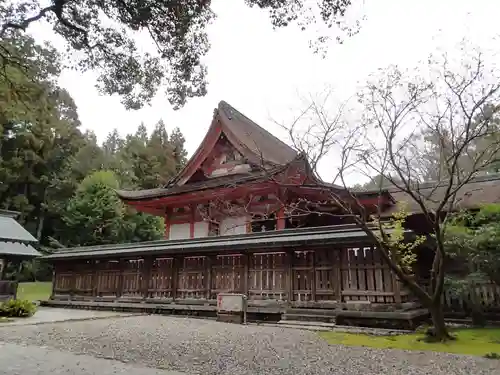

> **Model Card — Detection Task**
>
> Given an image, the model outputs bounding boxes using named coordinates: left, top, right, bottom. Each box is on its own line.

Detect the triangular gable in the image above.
left=169, top=101, right=297, bottom=187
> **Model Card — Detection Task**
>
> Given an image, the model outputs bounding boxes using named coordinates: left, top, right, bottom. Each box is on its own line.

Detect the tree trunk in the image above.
left=428, top=302, right=454, bottom=341
left=36, top=212, right=45, bottom=241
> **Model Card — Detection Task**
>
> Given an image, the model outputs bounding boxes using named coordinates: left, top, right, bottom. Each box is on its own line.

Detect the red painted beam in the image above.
left=190, top=205, right=195, bottom=238
left=276, top=206, right=286, bottom=230
left=176, top=120, right=222, bottom=186
left=164, top=208, right=171, bottom=239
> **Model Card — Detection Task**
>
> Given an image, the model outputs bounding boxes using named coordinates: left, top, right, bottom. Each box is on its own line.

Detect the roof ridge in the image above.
left=218, top=101, right=297, bottom=157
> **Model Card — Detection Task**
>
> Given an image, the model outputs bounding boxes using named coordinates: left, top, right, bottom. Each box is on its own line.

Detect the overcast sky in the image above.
left=28, top=0, right=500, bottom=183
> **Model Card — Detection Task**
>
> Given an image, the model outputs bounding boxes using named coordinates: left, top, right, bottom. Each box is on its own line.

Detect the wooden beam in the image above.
left=142, top=257, right=153, bottom=299
left=70, top=262, right=77, bottom=299
left=116, top=259, right=125, bottom=298
left=311, top=250, right=316, bottom=302
left=190, top=205, right=195, bottom=238
left=392, top=274, right=402, bottom=305
left=286, top=250, right=294, bottom=302
left=276, top=206, right=286, bottom=230
left=206, top=255, right=214, bottom=299
left=91, top=260, right=98, bottom=298
left=243, top=253, right=250, bottom=297
left=50, top=266, right=56, bottom=300
left=176, top=119, right=222, bottom=186
left=332, top=249, right=342, bottom=302
left=172, top=256, right=180, bottom=301
left=164, top=208, right=171, bottom=239
left=0, top=257, right=6, bottom=280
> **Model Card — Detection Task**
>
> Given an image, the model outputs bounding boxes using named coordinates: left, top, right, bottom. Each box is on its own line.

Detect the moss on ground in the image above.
left=319, top=328, right=500, bottom=357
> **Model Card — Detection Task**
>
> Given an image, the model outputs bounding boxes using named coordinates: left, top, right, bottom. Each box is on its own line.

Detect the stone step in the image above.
left=256, top=322, right=333, bottom=332
left=278, top=319, right=336, bottom=328
left=284, top=308, right=338, bottom=316
left=281, top=313, right=336, bottom=323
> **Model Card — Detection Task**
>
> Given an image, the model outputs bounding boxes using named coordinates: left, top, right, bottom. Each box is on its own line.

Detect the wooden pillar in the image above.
left=164, top=208, right=171, bottom=239
left=392, top=274, right=402, bottom=305
left=142, top=257, right=153, bottom=299
left=276, top=206, right=286, bottom=230
left=206, top=255, right=215, bottom=299
left=116, top=259, right=126, bottom=298
left=91, top=260, right=98, bottom=298
left=311, top=250, right=316, bottom=302
left=50, top=265, right=56, bottom=300
left=332, top=249, right=342, bottom=302
left=70, top=261, right=77, bottom=300
left=172, top=256, right=180, bottom=301
left=243, top=253, right=250, bottom=297
left=189, top=205, right=195, bottom=238
left=0, top=257, right=6, bottom=280
left=286, top=250, right=294, bottom=303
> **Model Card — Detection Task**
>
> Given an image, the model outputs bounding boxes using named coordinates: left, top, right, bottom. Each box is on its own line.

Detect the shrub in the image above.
left=0, top=299, right=37, bottom=317
left=484, top=352, right=500, bottom=360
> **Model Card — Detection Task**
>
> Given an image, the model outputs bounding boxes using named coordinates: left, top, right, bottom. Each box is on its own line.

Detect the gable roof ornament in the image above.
left=114, top=101, right=338, bottom=202
left=167, top=101, right=298, bottom=187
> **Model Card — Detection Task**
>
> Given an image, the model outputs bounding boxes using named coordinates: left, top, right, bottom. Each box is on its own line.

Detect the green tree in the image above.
left=60, top=170, right=128, bottom=247
left=0, top=33, right=84, bottom=244
left=147, top=119, right=177, bottom=185
left=0, top=1, right=356, bottom=109
left=445, top=205, right=500, bottom=287
left=60, top=170, right=164, bottom=247
left=444, top=204, right=500, bottom=326
left=169, top=127, right=188, bottom=172
left=118, top=121, right=186, bottom=189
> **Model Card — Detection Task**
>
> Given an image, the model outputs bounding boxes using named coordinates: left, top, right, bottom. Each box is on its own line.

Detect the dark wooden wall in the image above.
left=52, top=247, right=408, bottom=306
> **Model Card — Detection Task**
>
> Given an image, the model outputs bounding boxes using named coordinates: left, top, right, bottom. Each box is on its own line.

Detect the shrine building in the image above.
left=43, top=101, right=500, bottom=327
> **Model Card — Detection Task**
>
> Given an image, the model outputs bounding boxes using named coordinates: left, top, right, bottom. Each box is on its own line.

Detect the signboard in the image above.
left=217, top=293, right=247, bottom=313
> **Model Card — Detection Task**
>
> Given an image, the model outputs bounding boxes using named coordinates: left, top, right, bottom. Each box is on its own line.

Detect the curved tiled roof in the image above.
left=116, top=100, right=301, bottom=201
left=217, top=101, right=297, bottom=166
left=115, top=155, right=308, bottom=201
left=382, top=174, right=500, bottom=215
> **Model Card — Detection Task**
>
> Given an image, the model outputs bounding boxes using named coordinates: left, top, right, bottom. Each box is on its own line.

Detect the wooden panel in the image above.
left=212, top=254, right=244, bottom=298
left=332, top=249, right=342, bottom=301
left=71, top=260, right=93, bottom=297
left=96, top=260, right=120, bottom=297
left=178, top=256, right=207, bottom=299
left=121, top=259, right=144, bottom=298
left=249, top=252, right=286, bottom=300
left=51, top=246, right=411, bottom=307
left=340, top=247, right=397, bottom=303
left=54, top=262, right=75, bottom=294
left=149, top=257, right=174, bottom=299
left=292, top=251, right=313, bottom=302
left=364, top=248, right=376, bottom=301
left=443, top=282, right=500, bottom=314
left=314, top=249, right=335, bottom=301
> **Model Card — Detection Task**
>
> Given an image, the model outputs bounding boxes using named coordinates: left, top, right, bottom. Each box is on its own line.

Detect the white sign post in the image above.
left=216, top=293, right=248, bottom=324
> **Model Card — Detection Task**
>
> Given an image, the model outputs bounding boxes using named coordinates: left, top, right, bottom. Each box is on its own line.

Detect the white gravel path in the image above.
left=0, top=315, right=498, bottom=375
left=0, top=342, right=185, bottom=375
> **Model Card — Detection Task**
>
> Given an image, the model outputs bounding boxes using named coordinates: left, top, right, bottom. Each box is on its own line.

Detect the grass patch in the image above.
left=319, top=328, right=500, bottom=357
left=16, top=282, right=52, bottom=302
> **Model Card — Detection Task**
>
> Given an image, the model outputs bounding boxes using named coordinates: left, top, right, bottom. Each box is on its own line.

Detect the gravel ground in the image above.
left=0, top=341, right=185, bottom=375
left=0, top=315, right=499, bottom=375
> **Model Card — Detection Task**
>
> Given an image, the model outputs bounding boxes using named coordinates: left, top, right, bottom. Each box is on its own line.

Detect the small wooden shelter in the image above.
left=43, top=101, right=500, bottom=326
left=0, top=210, right=40, bottom=300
